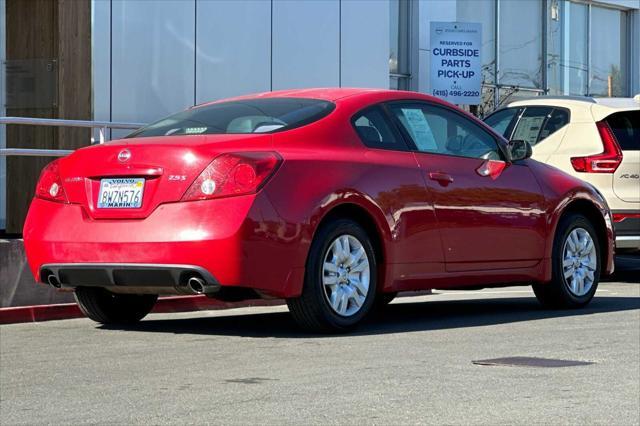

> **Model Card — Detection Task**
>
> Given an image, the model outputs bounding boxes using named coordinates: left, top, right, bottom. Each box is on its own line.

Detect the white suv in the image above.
left=484, top=95, right=639, bottom=252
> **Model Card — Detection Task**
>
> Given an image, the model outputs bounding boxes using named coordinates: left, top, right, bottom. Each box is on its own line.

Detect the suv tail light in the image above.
left=570, top=121, right=623, bottom=173
left=35, top=160, right=68, bottom=203
left=181, top=152, right=282, bottom=201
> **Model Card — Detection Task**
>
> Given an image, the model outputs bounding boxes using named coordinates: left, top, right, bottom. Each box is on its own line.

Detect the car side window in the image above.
left=538, top=108, right=569, bottom=142
left=483, top=107, right=519, bottom=138
left=390, top=103, right=503, bottom=160
left=352, top=107, right=404, bottom=150
left=511, top=107, right=553, bottom=146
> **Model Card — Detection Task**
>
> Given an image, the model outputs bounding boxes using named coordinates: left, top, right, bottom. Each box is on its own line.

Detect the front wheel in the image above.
left=287, top=219, right=377, bottom=332
left=533, top=213, right=600, bottom=308
left=74, top=287, right=157, bottom=324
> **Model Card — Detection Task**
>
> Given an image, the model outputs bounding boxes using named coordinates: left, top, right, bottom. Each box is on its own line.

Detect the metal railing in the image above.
left=0, top=117, right=146, bottom=157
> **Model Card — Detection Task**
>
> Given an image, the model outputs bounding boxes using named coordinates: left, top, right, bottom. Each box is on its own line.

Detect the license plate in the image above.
left=97, top=178, right=145, bottom=209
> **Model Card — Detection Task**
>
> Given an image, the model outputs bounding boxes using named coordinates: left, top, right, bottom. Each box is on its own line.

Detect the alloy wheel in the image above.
left=322, top=234, right=370, bottom=317
left=562, top=227, right=597, bottom=297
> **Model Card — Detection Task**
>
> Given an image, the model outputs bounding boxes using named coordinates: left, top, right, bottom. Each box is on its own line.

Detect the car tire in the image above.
left=74, top=287, right=158, bottom=324
left=533, top=213, right=600, bottom=308
left=287, top=219, right=377, bottom=332
left=373, top=292, right=397, bottom=310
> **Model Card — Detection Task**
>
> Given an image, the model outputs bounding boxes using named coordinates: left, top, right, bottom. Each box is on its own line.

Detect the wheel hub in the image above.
left=562, top=227, right=597, bottom=297
left=322, top=234, right=370, bottom=317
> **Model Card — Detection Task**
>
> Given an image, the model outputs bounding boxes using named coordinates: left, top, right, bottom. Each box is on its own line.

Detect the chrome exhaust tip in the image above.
left=187, top=276, right=206, bottom=294
left=47, top=274, right=62, bottom=288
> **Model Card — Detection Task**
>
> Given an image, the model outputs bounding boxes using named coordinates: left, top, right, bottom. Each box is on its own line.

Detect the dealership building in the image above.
left=0, top=0, right=639, bottom=233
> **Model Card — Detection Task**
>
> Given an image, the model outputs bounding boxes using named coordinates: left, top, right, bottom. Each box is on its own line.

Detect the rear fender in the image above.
left=546, top=191, right=614, bottom=280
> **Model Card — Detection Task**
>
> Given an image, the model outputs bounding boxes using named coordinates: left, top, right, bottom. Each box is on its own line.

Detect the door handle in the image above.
left=428, top=171, right=454, bottom=185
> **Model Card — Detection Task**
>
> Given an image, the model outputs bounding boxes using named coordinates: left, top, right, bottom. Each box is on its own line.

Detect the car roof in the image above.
left=195, top=88, right=440, bottom=106
left=504, top=95, right=640, bottom=122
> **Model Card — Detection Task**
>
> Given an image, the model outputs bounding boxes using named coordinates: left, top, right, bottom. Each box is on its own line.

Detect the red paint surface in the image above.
left=23, top=89, right=615, bottom=300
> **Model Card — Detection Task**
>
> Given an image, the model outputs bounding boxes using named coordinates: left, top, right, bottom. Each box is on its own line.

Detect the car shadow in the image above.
left=101, top=295, right=640, bottom=339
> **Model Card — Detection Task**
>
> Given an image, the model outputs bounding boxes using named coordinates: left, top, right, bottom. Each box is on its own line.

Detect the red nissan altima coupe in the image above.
left=23, top=88, right=615, bottom=331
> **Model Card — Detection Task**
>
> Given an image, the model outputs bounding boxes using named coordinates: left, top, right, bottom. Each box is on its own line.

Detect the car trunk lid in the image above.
left=59, top=134, right=273, bottom=219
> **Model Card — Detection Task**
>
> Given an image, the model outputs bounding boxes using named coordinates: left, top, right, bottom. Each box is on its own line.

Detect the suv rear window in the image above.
left=606, top=110, right=640, bottom=151
left=127, top=98, right=335, bottom=138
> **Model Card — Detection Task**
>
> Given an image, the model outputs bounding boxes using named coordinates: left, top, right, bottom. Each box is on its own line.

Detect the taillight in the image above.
left=612, top=213, right=640, bottom=223
left=181, top=152, right=282, bottom=201
left=570, top=121, right=623, bottom=173
left=35, top=159, right=68, bottom=203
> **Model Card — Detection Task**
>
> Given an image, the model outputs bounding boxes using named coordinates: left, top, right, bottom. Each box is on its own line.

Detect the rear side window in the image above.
left=538, top=108, right=569, bottom=140
left=127, top=98, right=335, bottom=138
left=511, top=107, right=552, bottom=146
left=508, top=106, right=569, bottom=146
left=606, top=110, right=640, bottom=151
left=352, top=107, right=404, bottom=150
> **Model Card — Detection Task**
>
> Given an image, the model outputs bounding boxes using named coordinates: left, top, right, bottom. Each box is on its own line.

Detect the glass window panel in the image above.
left=353, top=107, right=403, bottom=149
left=538, top=108, right=569, bottom=141
left=547, top=1, right=588, bottom=96
left=391, top=104, right=501, bottom=160
left=590, top=7, right=628, bottom=97
left=511, top=106, right=551, bottom=146
left=484, top=107, right=519, bottom=138
left=498, top=0, right=543, bottom=89
left=566, top=2, right=588, bottom=95
left=457, top=0, right=496, bottom=84
left=606, top=111, right=640, bottom=151
left=127, top=98, right=335, bottom=138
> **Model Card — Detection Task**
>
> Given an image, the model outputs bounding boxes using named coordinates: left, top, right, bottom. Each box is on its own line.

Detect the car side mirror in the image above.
left=508, top=139, right=533, bottom=162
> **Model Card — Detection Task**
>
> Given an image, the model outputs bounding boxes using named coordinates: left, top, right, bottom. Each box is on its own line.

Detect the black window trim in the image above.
left=350, top=104, right=411, bottom=152
left=384, top=99, right=510, bottom=162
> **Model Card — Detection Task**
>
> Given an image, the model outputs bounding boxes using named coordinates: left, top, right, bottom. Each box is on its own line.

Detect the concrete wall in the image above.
left=0, top=239, right=74, bottom=307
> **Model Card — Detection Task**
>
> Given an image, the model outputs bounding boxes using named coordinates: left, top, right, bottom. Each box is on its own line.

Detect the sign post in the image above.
left=430, top=22, right=482, bottom=105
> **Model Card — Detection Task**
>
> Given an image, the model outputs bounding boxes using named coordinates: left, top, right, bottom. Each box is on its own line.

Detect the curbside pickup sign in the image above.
left=430, top=21, right=482, bottom=105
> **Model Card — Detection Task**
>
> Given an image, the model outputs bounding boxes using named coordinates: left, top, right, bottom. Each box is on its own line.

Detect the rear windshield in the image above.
left=126, top=98, right=335, bottom=138
left=606, top=110, right=639, bottom=151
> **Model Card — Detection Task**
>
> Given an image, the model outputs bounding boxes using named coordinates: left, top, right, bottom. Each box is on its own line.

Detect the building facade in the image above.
left=1, top=0, right=639, bottom=232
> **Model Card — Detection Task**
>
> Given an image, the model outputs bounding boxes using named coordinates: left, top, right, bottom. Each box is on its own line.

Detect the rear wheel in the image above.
left=533, top=213, right=600, bottom=308
left=287, top=219, right=377, bottom=332
left=74, top=287, right=157, bottom=324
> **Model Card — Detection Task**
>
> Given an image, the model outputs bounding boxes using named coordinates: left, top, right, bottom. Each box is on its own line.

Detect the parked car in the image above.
left=484, top=95, right=639, bottom=253
left=23, top=89, right=614, bottom=332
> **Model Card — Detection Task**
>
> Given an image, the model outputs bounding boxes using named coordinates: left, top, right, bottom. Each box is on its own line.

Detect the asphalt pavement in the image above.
left=1, top=256, right=639, bottom=425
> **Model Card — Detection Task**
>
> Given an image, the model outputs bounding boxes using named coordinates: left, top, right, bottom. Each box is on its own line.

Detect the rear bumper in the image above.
left=616, top=236, right=640, bottom=250
left=40, top=263, right=220, bottom=294
left=23, top=195, right=306, bottom=298
left=613, top=211, right=640, bottom=251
